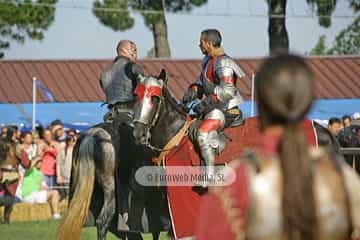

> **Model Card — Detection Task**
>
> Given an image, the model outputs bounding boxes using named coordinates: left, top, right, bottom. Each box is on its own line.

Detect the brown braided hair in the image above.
left=256, top=53, right=317, bottom=239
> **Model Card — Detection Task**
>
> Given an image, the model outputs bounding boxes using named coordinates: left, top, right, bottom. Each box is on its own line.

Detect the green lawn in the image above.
left=0, top=220, right=168, bottom=240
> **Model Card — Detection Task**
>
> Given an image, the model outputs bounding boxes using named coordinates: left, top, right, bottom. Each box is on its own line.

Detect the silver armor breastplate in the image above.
left=100, top=57, right=134, bottom=105
left=200, top=56, right=244, bottom=111
left=245, top=150, right=350, bottom=240
left=201, top=57, right=216, bottom=96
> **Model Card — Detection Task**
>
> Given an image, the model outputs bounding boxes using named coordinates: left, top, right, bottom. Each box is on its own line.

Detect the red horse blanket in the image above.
left=164, top=117, right=317, bottom=239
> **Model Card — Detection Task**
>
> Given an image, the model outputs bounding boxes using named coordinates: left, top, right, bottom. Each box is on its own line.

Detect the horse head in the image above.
left=133, top=69, right=168, bottom=145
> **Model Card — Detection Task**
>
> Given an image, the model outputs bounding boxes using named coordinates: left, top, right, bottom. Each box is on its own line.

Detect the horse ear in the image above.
left=158, top=69, right=168, bottom=85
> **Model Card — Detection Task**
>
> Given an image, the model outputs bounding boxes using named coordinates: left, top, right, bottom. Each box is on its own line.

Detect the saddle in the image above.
left=103, top=101, right=134, bottom=125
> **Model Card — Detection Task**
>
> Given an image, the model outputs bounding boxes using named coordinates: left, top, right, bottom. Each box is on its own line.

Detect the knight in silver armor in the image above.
left=100, top=40, right=144, bottom=126
left=182, top=29, right=245, bottom=182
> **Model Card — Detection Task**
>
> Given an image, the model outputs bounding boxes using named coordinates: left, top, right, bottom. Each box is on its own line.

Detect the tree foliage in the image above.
left=349, top=0, right=360, bottom=11
left=93, top=0, right=134, bottom=31
left=310, top=35, right=327, bottom=55
left=267, top=0, right=351, bottom=54
left=92, top=0, right=207, bottom=58
left=306, top=0, right=337, bottom=28
left=0, top=0, right=57, bottom=58
left=329, top=16, right=360, bottom=54
left=310, top=16, right=360, bottom=55
left=131, top=0, right=207, bottom=27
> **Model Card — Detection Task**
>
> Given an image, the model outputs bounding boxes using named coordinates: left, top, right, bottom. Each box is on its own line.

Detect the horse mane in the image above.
left=163, top=85, right=188, bottom=117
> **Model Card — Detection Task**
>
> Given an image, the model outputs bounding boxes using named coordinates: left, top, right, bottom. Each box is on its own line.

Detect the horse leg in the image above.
left=95, top=138, right=116, bottom=240
left=96, top=175, right=116, bottom=240
left=145, top=187, right=162, bottom=240
left=152, top=232, right=160, bottom=240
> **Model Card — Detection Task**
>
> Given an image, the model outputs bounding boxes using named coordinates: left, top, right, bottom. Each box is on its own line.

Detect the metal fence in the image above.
left=339, top=147, right=360, bottom=169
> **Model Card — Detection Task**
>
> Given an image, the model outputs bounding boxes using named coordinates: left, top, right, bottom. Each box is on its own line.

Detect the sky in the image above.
left=3, top=0, right=358, bottom=60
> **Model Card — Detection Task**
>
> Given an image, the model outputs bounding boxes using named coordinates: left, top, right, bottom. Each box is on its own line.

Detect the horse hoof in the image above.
left=117, top=214, right=130, bottom=231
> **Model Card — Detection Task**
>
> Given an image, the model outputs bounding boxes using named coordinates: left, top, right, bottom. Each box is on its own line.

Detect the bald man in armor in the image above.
left=100, top=40, right=144, bottom=125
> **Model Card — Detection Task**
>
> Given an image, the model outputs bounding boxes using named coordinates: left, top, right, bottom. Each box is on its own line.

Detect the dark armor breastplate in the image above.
left=100, top=57, right=135, bottom=105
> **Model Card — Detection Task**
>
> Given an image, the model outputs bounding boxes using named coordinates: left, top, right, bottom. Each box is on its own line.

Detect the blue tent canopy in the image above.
left=1, top=99, right=359, bottom=131
left=1, top=102, right=107, bottom=131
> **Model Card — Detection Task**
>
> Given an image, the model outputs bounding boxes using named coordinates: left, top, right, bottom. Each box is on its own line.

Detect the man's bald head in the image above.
left=117, top=40, right=138, bottom=61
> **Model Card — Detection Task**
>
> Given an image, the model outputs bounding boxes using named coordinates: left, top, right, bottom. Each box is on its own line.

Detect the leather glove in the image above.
left=193, top=96, right=216, bottom=115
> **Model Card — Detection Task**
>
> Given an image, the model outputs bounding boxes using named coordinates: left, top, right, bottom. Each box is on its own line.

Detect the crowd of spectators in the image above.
left=0, top=120, right=79, bottom=223
left=1, top=113, right=359, bottom=224
left=327, top=112, right=360, bottom=172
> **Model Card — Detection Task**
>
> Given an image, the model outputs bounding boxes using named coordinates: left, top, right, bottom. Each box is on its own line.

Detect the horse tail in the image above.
left=57, top=134, right=96, bottom=240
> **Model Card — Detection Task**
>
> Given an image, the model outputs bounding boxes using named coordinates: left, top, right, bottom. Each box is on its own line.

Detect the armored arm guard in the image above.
left=213, top=56, right=245, bottom=107
left=125, top=62, right=144, bottom=93
left=182, top=57, right=210, bottom=104
left=126, top=62, right=144, bottom=82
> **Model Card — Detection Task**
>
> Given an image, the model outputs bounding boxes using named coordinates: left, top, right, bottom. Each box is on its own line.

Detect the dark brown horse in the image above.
left=57, top=123, right=119, bottom=240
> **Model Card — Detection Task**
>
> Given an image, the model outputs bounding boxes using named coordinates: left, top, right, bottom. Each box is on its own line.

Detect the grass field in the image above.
left=0, top=220, right=169, bottom=240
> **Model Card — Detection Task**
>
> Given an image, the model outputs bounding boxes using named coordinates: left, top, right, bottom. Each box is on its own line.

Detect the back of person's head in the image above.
left=256, top=53, right=317, bottom=240
left=256, top=53, right=314, bottom=128
left=5, top=126, right=18, bottom=143
left=35, top=125, right=44, bottom=139
left=200, top=29, right=222, bottom=48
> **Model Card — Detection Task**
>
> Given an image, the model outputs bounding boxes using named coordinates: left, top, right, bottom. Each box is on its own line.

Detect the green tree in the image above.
left=310, top=35, right=327, bottom=55
left=93, top=0, right=207, bottom=58
left=310, top=16, right=360, bottom=55
left=267, top=0, right=339, bottom=54
left=0, top=0, right=57, bottom=58
left=328, top=16, right=360, bottom=54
